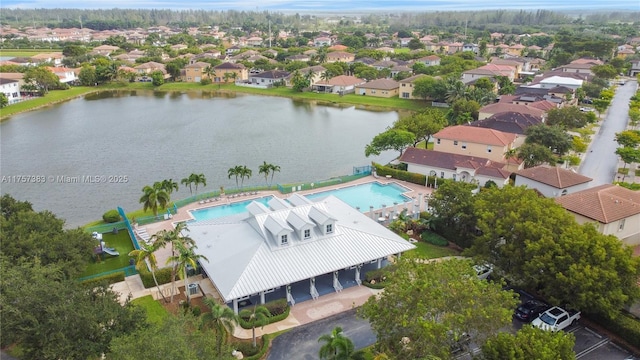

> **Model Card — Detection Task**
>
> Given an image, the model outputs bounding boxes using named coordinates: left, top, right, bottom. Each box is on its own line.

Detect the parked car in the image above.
left=581, top=98, right=593, bottom=104
left=514, top=300, right=550, bottom=322
left=531, top=306, right=580, bottom=332
left=473, top=263, right=493, bottom=280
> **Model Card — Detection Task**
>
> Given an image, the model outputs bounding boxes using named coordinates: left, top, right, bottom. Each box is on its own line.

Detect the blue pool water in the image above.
left=190, top=196, right=273, bottom=221
left=189, top=182, right=412, bottom=222
left=305, top=182, right=411, bottom=211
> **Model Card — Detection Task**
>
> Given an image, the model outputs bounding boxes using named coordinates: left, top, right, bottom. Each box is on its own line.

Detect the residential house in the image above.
left=463, top=43, right=479, bottom=54
left=376, top=46, right=395, bottom=54
left=478, top=102, right=546, bottom=121
left=372, top=60, right=398, bottom=71
left=286, top=54, right=312, bottom=62
left=170, top=44, right=188, bottom=51
left=355, top=78, right=399, bottom=98
left=46, top=67, right=78, bottom=84
left=133, top=61, right=167, bottom=81
left=399, top=147, right=511, bottom=187
left=557, top=58, right=603, bottom=75
left=0, top=78, right=22, bottom=104
left=247, top=36, right=263, bottom=47
left=225, top=45, right=242, bottom=56
left=416, top=55, right=441, bottom=66
left=515, top=165, right=592, bottom=197
left=314, top=37, right=332, bottom=47
left=249, top=70, right=290, bottom=87
left=507, top=44, right=526, bottom=56
left=536, top=76, right=583, bottom=91
left=466, top=111, right=543, bottom=147
left=212, top=62, right=248, bottom=82
left=30, top=52, right=64, bottom=66
left=433, top=125, right=520, bottom=163
left=183, top=62, right=210, bottom=82
left=390, top=65, right=413, bottom=78
left=326, top=51, right=355, bottom=63
left=556, top=184, right=640, bottom=246
left=91, top=44, right=120, bottom=56
left=462, top=64, right=516, bottom=84
left=398, top=74, right=427, bottom=99
left=630, top=60, right=640, bottom=77
left=328, top=44, right=349, bottom=52
left=313, top=75, right=366, bottom=94
left=286, top=65, right=326, bottom=86
left=189, top=194, right=415, bottom=313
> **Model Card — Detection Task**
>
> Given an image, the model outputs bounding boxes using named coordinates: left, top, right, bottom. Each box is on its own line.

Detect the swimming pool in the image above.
left=305, top=182, right=411, bottom=211
left=189, top=182, right=412, bottom=222
left=190, top=196, right=273, bottom=222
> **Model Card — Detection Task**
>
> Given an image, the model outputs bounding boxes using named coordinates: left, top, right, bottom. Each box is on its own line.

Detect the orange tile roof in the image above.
left=516, top=165, right=592, bottom=188
left=556, top=184, right=640, bottom=223
left=434, top=125, right=516, bottom=146
left=479, top=103, right=546, bottom=118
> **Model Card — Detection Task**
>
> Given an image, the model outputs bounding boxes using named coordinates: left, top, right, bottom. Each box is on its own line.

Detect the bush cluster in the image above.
left=364, top=265, right=397, bottom=289
left=232, top=335, right=270, bottom=360
left=102, top=209, right=121, bottom=223
left=421, top=230, right=449, bottom=247
left=238, top=298, right=291, bottom=329
left=139, top=267, right=172, bottom=288
left=373, top=163, right=426, bottom=185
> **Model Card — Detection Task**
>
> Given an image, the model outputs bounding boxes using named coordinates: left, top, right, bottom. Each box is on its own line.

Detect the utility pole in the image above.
left=268, top=19, right=272, bottom=48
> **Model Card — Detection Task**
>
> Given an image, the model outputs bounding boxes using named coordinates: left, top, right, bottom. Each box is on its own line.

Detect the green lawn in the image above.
left=406, top=240, right=460, bottom=259
left=1, top=87, right=99, bottom=120
left=79, top=231, right=135, bottom=278
left=131, top=295, right=169, bottom=325
left=0, top=49, right=62, bottom=57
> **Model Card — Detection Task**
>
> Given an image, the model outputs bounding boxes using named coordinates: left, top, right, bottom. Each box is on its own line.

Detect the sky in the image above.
left=2, top=0, right=639, bottom=12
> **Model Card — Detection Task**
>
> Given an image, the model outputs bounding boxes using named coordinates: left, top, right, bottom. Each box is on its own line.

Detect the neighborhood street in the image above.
left=579, top=80, right=638, bottom=186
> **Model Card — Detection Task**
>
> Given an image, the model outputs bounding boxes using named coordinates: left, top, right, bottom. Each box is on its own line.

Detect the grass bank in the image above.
left=79, top=231, right=135, bottom=278
left=0, top=49, right=63, bottom=57
left=1, top=86, right=101, bottom=120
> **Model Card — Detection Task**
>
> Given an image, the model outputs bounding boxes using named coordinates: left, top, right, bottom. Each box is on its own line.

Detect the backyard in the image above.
left=79, top=230, right=135, bottom=278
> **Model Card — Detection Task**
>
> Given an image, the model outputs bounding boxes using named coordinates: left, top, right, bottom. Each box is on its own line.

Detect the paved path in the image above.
left=579, top=81, right=638, bottom=186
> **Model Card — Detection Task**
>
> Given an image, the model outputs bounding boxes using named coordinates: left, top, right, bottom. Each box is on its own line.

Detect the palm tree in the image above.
left=192, top=173, right=207, bottom=197
left=160, top=179, right=179, bottom=195
left=204, top=65, right=215, bottom=81
left=180, top=176, right=194, bottom=196
left=139, top=183, right=169, bottom=217
left=258, top=161, right=272, bottom=187
left=318, top=326, right=356, bottom=360
left=201, top=298, right=239, bottom=356
left=223, top=72, right=231, bottom=83
left=244, top=305, right=270, bottom=348
left=320, top=71, right=331, bottom=92
left=445, top=78, right=466, bottom=103
left=128, top=242, right=168, bottom=303
left=238, top=165, right=252, bottom=189
left=269, top=164, right=281, bottom=187
left=228, top=165, right=243, bottom=190
left=168, top=241, right=208, bottom=305
left=504, top=148, right=518, bottom=169
left=156, top=222, right=196, bottom=303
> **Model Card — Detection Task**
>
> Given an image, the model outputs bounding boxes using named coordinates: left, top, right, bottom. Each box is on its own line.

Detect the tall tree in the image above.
left=364, top=129, right=415, bottom=157
left=393, top=109, right=447, bottom=147
left=139, top=183, right=170, bottom=217
left=201, top=298, right=239, bottom=357
left=428, top=181, right=477, bottom=247
left=517, top=143, right=555, bottom=168
left=524, top=124, right=573, bottom=156
left=160, top=178, right=179, bottom=195
left=258, top=161, right=278, bottom=187
left=238, top=165, right=252, bottom=189
left=181, top=176, right=194, bottom=196
left=24, top=66, right=61, bottom=94
left=318, top=326, right=357, bottom=360
left=242, top=305, right=270, bottom=348
left=156, top=222, right=196, bottom=303
left=1, top=258, right=146, bottom=360
left=359, top=258, right=518, bottom=359
left=192, top=173, right=207, bottom=196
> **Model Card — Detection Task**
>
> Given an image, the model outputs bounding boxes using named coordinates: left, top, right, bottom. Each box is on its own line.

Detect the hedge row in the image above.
left=139, top=267, right=173, bottom=289
left=81, top=272, right=125, bottom=287
left=238, top=298, right=291, bottom=329
left=585, top=311, right=640, bottom=351
left=373, top=163, right=426, bottom=185
left=232, top=334, right=271, bottom=360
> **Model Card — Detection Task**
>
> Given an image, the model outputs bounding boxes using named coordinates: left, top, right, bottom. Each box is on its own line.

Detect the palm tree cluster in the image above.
left=318, top=326, right=366, bottom=360
left=180, top=173, right=207, bottom=197
left=258, top=161, right=281, bottom=188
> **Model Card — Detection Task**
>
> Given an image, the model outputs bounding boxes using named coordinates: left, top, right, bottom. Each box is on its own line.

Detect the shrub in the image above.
left=200, top=78, right=212, bottom=85
left=191, top=306, right=201, bottom=317
left=102, top=209, right=121, bottom=223
left=618, top=168, right=629, bottom=175
left=263, top=298, right=288, bottom=317
left=421, top=230, right=449, bottom=246
left=139, top=267, right=172, bottom=288
left=238, top=299, right=291, bottom=329
left=232, top=336, right=269, bottom=359
left=80, top=271, right=125, bottom=287
left=372, top=162, right=426, bottom=186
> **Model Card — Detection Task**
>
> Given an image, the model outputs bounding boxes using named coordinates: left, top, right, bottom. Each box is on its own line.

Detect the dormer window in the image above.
left=281, top=234, right=288, bottom=245
left=304, top=229, right=311, bottom=239
left=326, top=224, right=333, bottom=234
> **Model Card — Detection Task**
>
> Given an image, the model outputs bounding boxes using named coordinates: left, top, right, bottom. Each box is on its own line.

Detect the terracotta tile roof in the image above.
left=516, top=165, right=592, bottom=189
left=399, top=74, right=427, bottom=83
left=399, top=148, right=510, bottom=179
left=556, top=184, right=640, bottom=223
left=479, top=103, right=546, bottom=118
left=434, top=125, right=516, bottom=146
left=214, top=62, right=246, bottom=70
left=316, top=75, right=366, bottom=87
left=528, top=100, right=557, bottom=111
left=467, top=112, right=542, bottom=135
left=357, top=78, right=399, bottom=90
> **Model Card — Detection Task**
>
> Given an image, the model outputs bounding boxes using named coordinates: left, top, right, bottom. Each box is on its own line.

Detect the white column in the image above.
left=355, top=264, right=362, bottom=286
left=417, top=193, right=423, bottom=212
left=369, top=205, right=375, bottom=220
left=377, top=258, right=382, bottom=269
left=333, top=271, right=343, bottom=292
left=286, top=284, right=295, bottom=306
left=260, top=291, right=265, bottom=304
left=232, top=299, right=239, bottom=314
left=310, top=277, right=319, bottom=300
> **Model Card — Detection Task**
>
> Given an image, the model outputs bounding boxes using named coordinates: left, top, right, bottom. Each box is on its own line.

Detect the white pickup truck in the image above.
left=531, top=306, right=581, bottom=332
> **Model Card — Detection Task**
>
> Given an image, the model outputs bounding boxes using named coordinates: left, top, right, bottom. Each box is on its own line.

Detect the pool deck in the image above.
left=138, top=175, right=433, bottom=274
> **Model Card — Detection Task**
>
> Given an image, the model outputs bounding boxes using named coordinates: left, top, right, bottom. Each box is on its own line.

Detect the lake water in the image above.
left=0, top=90, right=399, bottom=227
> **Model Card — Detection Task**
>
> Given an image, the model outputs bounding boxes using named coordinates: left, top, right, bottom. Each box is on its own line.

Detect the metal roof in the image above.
left=189, top=195, right=415, bottom=302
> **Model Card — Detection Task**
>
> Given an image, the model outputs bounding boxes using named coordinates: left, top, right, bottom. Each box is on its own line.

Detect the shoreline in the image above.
left=1, top=82, right=426, bottom=121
